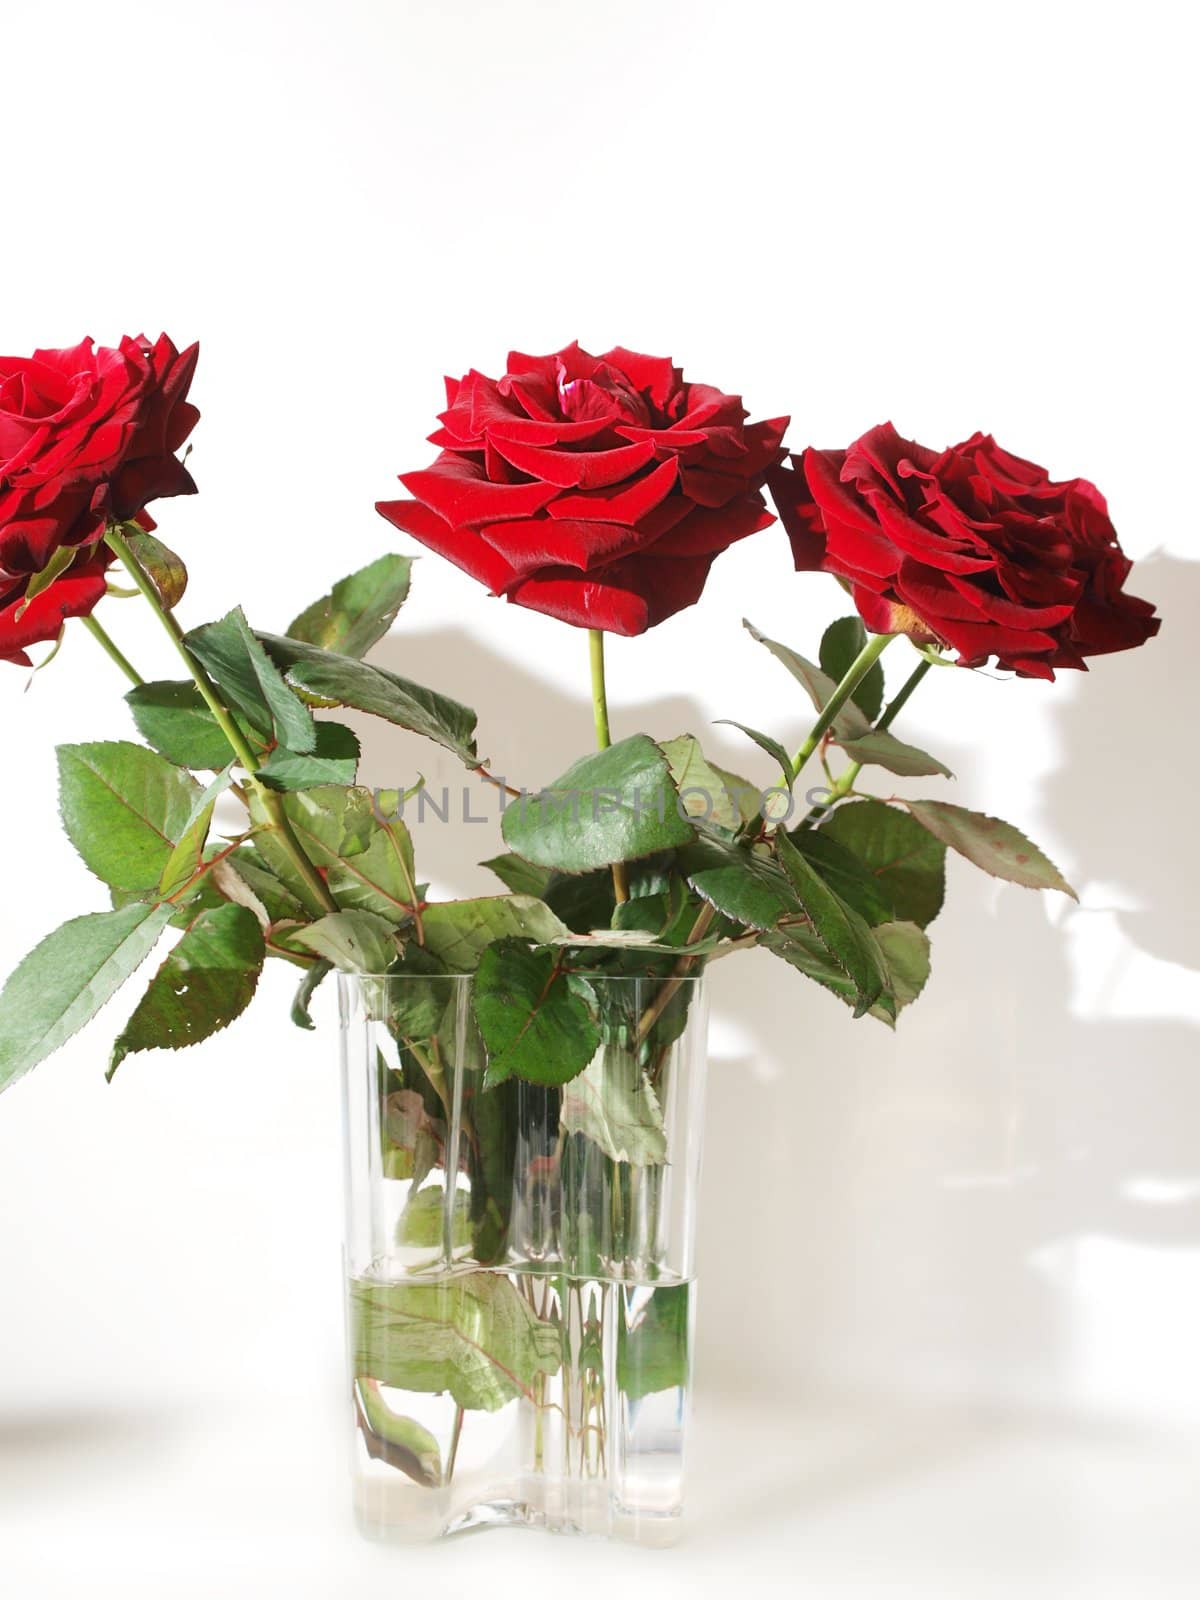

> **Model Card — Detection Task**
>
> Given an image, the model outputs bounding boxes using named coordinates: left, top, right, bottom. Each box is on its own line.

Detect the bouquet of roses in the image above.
left=0, top=335, right=1158, bottom=1095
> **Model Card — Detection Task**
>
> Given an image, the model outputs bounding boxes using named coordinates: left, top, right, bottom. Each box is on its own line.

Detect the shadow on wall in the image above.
left=358, top=559, right=1198, bottom=1419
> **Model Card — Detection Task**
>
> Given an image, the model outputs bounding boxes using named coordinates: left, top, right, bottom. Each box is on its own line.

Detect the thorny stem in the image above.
left=471, top=764, right=522, bottom=800
left=635, top=901, right=717, bottom=1046
left=104, top=523, right=338, bottom=915
left=80, top=614, right=145, bottom=687
left=799, top=655, right=935, bottom=828
left=588, top=629, right=628, bottom=904
left=790, top=630, right=895, bottom=780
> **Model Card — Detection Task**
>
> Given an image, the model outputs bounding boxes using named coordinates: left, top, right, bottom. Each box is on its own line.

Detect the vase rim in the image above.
left=336, top=970, right=704, bottom=989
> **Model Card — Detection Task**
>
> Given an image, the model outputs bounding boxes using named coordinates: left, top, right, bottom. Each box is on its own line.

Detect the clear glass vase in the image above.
left=339, top=969, right=708, bottom=1546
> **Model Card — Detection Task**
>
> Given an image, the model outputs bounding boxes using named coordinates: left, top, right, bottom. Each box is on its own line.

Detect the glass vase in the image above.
left=338, top=969, right=708, bottom=1546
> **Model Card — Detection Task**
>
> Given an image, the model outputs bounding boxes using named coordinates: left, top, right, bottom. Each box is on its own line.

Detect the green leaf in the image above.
left=480, top=853, right=552, bottom=898
left=820, top=616, right=885, bottom=721
left=904, top=800, right=1078, bottom=898
left=473, top=939, right=601, bottom=1088
left=291, top=958, right=332, bottom=1030
left=58, top=741, right=201, bottom=892
left=123, top=527, right=188, bottom=611
left=659, top=734, right=754, bottom=832
left=159, top=768, right=233, bottom=900
left=744, top=620, right=861, bottom=735
left=355, top=1379, right=443, bottom=1488
left=213, top=847, right=307, bottom=926
left=395, top=1186, right=472, bottom=1250
left=382, top=1087, right=444, bottom=1185
left=350, top=1271, right=562, bottom=1412
left=560, top=1048, right=667, bottom=1165
left=776, top=832, right=889, bottom=1015
left=501, top=734, right=695, bottom=873
left=421, top=895, right=570, bottom=973
left=745, top=620, right=948, bottom=776
left=710, top=762, right=765, bottom=827
left=680, top=835, right=802, bottom=932
left=543, top=868, right=619, bottom=935
left=820, top=799, right=947, bottom=928
left=618, top=1282, right=691, bottom=1402
left=713, top=719, right=794, bottom=787
left=837, top=730, right=952, bottom=778
left=558, top=927, right=719, bottom=958
left=0, top=904, right=173, bottom=1093
left=764, top=917, right=930, bottom=1027
left=256, top=721, right=360, bottom=791
left=125, top=680, right=254, bottom=770
left=185, top=608, right=316, bottom=753
left=108, top=904, right=266, bottom=1079
left=873, top=920, right=931, bottom=1017
left=287, top=554, right=413, bottom=658
left=286, top=910, right=400, bottom=973
left=784, top=829, right=896, bottom=927
left=256, top=632, right=479, bottom=765
left=248, top=786, right=421, bottom=923
left=17, top=545, right=77, bottom=613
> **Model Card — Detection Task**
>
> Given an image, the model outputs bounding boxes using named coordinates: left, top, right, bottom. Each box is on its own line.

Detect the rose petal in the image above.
left=401, top=453, right=559, bottom=527
left=376, top=498, right=520, bottom=592
left=478, top=517, right=654, bottom=575
left=547, top=456, right=679, bottom=525
left=487, top=436, right=656, bottom=490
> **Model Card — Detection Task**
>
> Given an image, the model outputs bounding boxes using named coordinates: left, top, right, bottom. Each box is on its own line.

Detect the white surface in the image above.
left=2, top=1, right=1199, bottom=1592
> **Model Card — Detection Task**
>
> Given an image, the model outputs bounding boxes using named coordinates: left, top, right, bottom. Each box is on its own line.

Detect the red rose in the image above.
left=769, top=423, right=1160, bottom=679
left=377, top=342, right=788, bottom=635
left=0, top=334, right=199, bottom=579
left=0, top=548, right=115, bottom=667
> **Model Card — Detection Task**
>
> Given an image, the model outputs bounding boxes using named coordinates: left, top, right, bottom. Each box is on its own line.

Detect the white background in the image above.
left=1, top=2, right=1198, bottom=1595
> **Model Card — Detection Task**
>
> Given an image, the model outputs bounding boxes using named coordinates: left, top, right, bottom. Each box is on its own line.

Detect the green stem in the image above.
left=588, top=629, right=613, bottom=750
left=80, top=614, right=145, bottom=687
left=104, top=522, right=338, bottom=915
left=445, top=1404, right=466, bottom=1484
left=791, top=631, right=895, bottom=780
left=800, top=655, right=934, bottom=827
left=588, top=629, right=628, bottom=904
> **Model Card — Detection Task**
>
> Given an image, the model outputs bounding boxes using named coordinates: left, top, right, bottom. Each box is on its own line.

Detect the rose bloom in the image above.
left=769, top=423, right=1160, bottom=678
left=378, top=342, right=788, bottom=635
left=0, top=334, right=199, bottom=666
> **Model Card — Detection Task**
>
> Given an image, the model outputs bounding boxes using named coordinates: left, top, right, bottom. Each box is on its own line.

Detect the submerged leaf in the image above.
left=560, top=1048, right=667, bottom=1166
left=617, top=1282, right=692, bottom=1402
left=350, top=1271, right=562, bottom=1411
